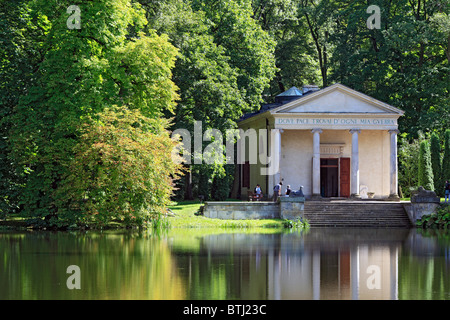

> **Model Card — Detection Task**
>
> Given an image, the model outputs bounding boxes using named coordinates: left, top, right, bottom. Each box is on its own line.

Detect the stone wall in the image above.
left=404, top=202, right=441, bottom=223
left=204, top=202, right=280, bottom=220
left=203, top=197, right=306, bottom=220
left=279, top=197, right=305, bottom=220
left=403, top=187, right=441, bottom=224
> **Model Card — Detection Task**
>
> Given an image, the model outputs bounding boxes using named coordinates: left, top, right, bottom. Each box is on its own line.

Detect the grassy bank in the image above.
left=0, top=200, right=308, bottom=231
left=167, top=200, right=303, bottom=229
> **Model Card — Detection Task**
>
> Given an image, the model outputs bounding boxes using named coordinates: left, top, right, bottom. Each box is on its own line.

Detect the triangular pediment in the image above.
left=271, top=83, right=404, bottom=115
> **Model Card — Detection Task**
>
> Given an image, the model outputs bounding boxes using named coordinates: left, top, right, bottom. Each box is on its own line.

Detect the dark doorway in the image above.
left=320, top=159, right=339, bottom=197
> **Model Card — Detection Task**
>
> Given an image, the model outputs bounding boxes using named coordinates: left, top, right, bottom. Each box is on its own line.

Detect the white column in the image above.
left=274, top=129, right=282, bottom=187
left=312, top=128, right=323, bottom=198
left=350, top=129, right=361, bottom=198
left=389, top=129, right=400, bottom=199
left=266, top=129, right=282, bottom=197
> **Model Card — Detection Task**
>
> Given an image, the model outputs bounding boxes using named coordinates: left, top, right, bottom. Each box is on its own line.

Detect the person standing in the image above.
left=445, top=180, right=450, bottom=203
left=273, top=182, right=282, bottom=202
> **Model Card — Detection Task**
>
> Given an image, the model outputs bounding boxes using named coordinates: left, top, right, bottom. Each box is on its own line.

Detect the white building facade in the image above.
left=237, top=83, right=404, bottom=200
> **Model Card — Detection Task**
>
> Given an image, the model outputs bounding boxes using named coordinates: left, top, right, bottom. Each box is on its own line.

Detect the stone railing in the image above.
left=279, top=197, right=305, bottom=220
left=403, top=187, right=441, bottom=223
left=203, top=197, right=305, bottom=220
left=204, top=201, right=280, bottom=220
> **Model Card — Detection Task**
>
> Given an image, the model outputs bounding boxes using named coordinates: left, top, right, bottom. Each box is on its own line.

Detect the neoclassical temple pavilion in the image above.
left=237, top=83, right=404, bottom=200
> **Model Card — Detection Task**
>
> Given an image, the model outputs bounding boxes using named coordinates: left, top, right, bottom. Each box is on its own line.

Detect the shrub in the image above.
left=416, top=205, right=450, bottom=229
left=57, top=106, right=182, bottom=228
left=283, top=218, right=309, bottom=229
left=398, top=134, right=421, bottom=198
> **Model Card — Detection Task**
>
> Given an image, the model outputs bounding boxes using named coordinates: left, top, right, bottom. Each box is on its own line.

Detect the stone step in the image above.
left=307, top=224, right=410, bottom=228
left=307, top=218, right=410, bottom=220
left=305, top=216, right=409, bottom=222
left=305, top=219, right=411, bottom=223
left=305, top=209, right=406, bottom=211
left=304, top=211, right=407, bottom=215
left=304, top=209, right=406, bottom=212
left=305, top=211, right=407, bottom=213
left=302, top=202, right=412, bottom=228
left=305, top=214, right=408, bottom=216
left=306, top=219, right=409, bottom=221
left=304, top=206, right=405, bottom=210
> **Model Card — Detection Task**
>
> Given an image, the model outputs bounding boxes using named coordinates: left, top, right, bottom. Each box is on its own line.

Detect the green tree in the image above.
left=58, top=107, right=181, bottom=227
left=211, top=165, right=234, bottom=201
left=297, top=0, right=339, bottom=88
left=194, top=166, right=210, bottom=201
left=7, top=0, right=180, bottom=226
left=398, top=134, right=421, bottom=198
left=142, top=0, right=276, bottom=122
left=430, top=133, right=442, bottom=196
left=0, top=0, right=49, bottom=217
left=418, top=140, right=435, bottom=191
left=140, top=0, right=277, bottom=200
left=191, top=0, right=277, bottom=110
left=251, top=0, right=321, bottom=98
left=443, top=129, right=450, bottom=182
left=330, top=0, right=449, bottom=137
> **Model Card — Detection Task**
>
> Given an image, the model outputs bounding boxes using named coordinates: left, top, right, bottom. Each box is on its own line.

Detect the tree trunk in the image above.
left=230, top=164, right=240, bottom=199
left=184, top=168, right=193, bottom=200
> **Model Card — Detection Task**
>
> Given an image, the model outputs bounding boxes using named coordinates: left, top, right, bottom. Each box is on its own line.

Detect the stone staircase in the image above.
left=303, top=201, right=412, bottom=228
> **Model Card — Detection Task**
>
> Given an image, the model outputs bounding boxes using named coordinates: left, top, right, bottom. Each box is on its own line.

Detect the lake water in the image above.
left=1, top=227, right=449, bottom=300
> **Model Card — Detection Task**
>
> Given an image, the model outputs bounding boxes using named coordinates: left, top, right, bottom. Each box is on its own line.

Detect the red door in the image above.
left=340, top=158, right=350, bottom=198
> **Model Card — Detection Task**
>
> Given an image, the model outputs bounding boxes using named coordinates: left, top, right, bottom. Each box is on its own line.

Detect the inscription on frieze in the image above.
left=276, top=118, right=396, bottom=126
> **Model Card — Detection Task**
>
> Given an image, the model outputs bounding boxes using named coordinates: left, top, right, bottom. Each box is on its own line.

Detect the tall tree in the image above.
left=0, top=0, right=48, bottom=216
left=330, top=0, right=449, bottom=137
left=191, top=0, right=277, bottom=110
left=297, top=0, right=337, bottom=88
left=140, top=0, right=277, bottom=199
left=430, top=133, right=442, bottom=196
left=443, top=129, right=450, bottom=183
left=418, top=140, right=435, bottom=191
left=8, top=0, right=180, bottom=225
left=251, top=0, right=321, bottom=99
left=398, top=133, right=422, bottom=198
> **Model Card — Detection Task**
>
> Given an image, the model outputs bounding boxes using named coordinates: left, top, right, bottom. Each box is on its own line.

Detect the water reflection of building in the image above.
left=269, top=229, right=405, bottom=300
left=196, top=229, right=409, bottom=300
left=267, top=244, right=399, bottom=300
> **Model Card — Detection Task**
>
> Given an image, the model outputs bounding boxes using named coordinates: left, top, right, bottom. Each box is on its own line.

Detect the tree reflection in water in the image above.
left=0, top=228, right=449, bottom=300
